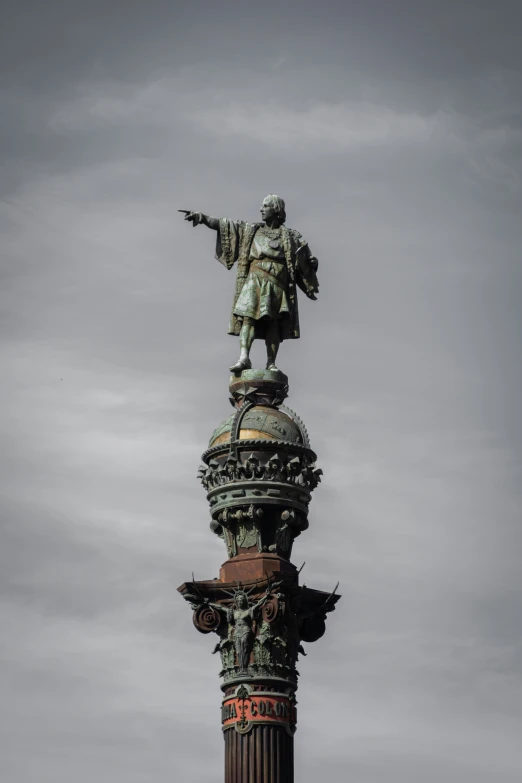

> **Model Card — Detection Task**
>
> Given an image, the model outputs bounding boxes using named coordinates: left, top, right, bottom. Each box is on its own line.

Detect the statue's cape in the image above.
left=215, top=219, right=319, bottom=341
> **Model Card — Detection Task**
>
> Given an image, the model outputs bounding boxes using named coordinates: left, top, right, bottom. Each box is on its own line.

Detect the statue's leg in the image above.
left=240, top=639, right=248, bottom=672
left=265, top=319, right=281, bottom=371
left=238, top=633, right=252, bottom=672
left=230, top=318, right=255, bottom=372
left=236, top=636, right=244, bottom=672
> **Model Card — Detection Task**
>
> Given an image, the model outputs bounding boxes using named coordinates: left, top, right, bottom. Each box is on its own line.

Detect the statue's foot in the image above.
left=266, top=362, right=278, bottom=372
left=230, top=357, right=252, bottom=373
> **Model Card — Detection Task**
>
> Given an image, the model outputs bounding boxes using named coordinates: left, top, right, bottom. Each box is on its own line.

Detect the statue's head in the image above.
left=288, top=456, right=301, bottom=475
left=225, top=455, right=237, bottom=474
left=245, top=454, right=259, bottom=471
left=260, top=194, right=286, bottom=224
left=236, top=592, right=248, bottom=609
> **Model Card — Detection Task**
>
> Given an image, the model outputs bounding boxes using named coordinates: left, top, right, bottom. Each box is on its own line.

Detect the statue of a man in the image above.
left=180, top=195, right=319, bottom=372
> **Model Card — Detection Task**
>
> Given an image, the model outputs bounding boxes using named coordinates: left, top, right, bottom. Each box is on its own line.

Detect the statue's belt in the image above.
left=248, top=264, right=288, bottom=288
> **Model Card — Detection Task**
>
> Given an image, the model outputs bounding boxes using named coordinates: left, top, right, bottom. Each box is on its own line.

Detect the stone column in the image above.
left=178, top=370, right=339, bottom=783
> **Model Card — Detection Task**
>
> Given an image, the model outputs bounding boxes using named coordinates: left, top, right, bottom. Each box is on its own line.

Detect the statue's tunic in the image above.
left=215, top=218, right=319, bottom=342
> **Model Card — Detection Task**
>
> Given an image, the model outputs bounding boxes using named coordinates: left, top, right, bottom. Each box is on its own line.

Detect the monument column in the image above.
left=178, top=370, right=339, bottom=783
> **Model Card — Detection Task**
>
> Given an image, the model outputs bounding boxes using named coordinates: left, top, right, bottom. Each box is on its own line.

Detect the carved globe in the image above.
left=209, top=405, right=304, bottom=448
left=198, top=371, right=322, bottom=563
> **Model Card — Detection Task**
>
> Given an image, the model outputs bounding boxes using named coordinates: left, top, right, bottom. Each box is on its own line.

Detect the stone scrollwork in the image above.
left=193, top=604, right=223, bottom=634
left=198, top=453, right=322, bottom=494
left=261, top=595, right=279, bottom=623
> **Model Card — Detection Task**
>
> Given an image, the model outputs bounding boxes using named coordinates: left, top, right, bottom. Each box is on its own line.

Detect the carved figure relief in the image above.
left=236, top=521, right=258, bottom=549
left=198, top=453, right=322, bottom=492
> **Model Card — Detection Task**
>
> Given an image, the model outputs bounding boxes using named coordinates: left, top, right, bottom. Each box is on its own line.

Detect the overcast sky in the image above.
left=1, top=1, right=521, bottom=781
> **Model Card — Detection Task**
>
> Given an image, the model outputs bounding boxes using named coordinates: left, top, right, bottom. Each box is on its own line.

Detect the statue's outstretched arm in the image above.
left=178, top=210, right=219, bottom=230
left=208, top=601, right=228, bottom=614
left=252, top=594, right=270, bottom=612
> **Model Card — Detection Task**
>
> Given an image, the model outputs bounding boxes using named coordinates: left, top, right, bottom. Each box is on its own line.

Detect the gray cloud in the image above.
left=1, top=1, right=521, bottom=781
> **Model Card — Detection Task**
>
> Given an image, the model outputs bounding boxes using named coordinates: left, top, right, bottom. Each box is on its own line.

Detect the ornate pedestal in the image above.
left=178, top=370, right=339, bottom=782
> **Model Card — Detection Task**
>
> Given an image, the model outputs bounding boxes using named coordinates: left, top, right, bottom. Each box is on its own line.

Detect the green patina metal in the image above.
left=177, top=196, right=339, bottom=780
left=179, top=195, right=319, bottom=373
left=199, top=371, right=320, bottom=560
left=185, top=575, right=339, bottom=685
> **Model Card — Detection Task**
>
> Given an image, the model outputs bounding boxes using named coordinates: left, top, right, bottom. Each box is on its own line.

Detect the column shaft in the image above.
left=224, top=725, right=294, bottom=783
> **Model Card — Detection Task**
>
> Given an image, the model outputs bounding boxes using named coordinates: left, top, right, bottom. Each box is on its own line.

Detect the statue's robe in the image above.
left=215, top=218, right=319, bottom=341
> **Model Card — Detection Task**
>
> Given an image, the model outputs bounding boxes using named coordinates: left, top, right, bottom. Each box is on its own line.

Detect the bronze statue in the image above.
left=206, top=589, right=270, bottom=673
left=179, top=195, right=319, bottom=372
